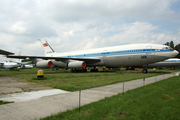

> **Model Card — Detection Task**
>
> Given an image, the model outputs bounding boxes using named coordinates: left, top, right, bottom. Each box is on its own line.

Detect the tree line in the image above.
left=164, top=41, right=180, bottom=58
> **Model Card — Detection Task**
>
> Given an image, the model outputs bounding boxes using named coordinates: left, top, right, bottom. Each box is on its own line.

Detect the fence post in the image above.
left=156, top=75, right=157, bottom=82
left=79, top=90, right=81, bottom=112
left=143, top=78, right=145, bottom=86
left=123, top=81, right=124, bottom=96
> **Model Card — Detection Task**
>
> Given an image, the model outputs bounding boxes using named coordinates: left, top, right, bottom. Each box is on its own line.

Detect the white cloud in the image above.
left=0, top=0, right=180, bottom=62
left=10, top=21, right=27, bottom=34
left=40, top=0, right=178, bottom=22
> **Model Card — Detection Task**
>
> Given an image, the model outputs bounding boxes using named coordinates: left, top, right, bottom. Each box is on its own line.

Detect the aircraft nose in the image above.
left=172, top=50, right=179, bottom=57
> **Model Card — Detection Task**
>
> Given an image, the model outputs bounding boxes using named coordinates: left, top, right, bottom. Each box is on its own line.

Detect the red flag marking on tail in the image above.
left=43, top=43, right=48, bottom=47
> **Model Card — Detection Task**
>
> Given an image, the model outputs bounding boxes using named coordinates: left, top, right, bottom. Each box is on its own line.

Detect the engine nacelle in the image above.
left=52, top=61, right=67, bottom=68
left=36, top=60, right=53, bottom=68
left=68, top=61, right=86, bottom=68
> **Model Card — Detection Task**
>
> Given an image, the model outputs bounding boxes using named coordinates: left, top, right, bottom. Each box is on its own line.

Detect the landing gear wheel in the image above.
left=142, top=69, right=148, bottom=73
left=90, top=69, right=98, bottom=72
left=83, top=69, right=87, bottom=72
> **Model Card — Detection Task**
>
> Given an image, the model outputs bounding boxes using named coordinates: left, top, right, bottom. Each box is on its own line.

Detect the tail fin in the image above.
left=39, top=38, right=55, bottom=56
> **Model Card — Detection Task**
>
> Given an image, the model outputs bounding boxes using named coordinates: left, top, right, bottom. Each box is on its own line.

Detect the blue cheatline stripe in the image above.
left=163, top=60, right=180, bottom=62
left=59, top=49, right=173, bottom=58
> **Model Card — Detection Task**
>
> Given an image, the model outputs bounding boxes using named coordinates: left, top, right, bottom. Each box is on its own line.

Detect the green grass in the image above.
left=0, top=68, right=179, bottom=91
left=41, top=76, right=180, bottom=120
left=0, top=100, right=13, bottom=105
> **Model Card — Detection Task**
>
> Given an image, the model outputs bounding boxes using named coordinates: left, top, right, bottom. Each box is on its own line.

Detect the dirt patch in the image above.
left=0, top=77, right=52, bottom=95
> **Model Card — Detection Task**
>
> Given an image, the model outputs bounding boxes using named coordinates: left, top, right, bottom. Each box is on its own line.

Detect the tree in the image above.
left=164, top=42, right=170, bottom=46
left=21, top=59, right=31, bottom=62
left=164, top=41, right=180, bottom=58
left=175, top=44, right=180, bottom=51
left=175, top=44, right=180, bottom=58
left=170, top=41, right=174, bottom=49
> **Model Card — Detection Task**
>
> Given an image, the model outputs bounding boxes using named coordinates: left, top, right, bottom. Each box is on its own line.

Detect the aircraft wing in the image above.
left=7, top=55, right=101, bottom=64
left=0, top=49, right=14, bottom=55
left=9, top=60, right=32, bottom=65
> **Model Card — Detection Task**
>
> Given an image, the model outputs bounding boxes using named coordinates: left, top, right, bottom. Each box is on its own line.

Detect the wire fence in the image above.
left=78, top=72, right=180, bottom=112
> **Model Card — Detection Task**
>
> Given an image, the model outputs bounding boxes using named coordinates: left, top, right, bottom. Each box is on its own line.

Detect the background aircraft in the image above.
left=0, top=49, right=33, bottom=70
left=147, top=58, right=180, bottom=68
left=18, top=64, right=33, bottom=69
left=0, top=60, right=33, bottom=70
left=126, top=58, right=180, bottom=70
left=0, top=61, right=20, bottom=70
left=5, top=38, right=179, bottom=73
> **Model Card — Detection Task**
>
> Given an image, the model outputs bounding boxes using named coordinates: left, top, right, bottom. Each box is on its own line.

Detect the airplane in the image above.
left=3, top=38, right=179, bottom=73
left=0, top=60, right=33, bottom=70
left=126, top=58, right=180, bottom=70
left=9, top=60, right=33, bottom=69
left=18, top=64, right=33, bottom=69
left=0, top=49, right=33, bottom=70
left=0, top=61, right=20, bottom=70
left=146, top=58, right=180, bottom=68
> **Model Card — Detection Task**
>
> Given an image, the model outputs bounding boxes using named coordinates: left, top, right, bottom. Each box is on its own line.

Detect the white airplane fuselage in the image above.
left=45, top=44, right=178, bottom=68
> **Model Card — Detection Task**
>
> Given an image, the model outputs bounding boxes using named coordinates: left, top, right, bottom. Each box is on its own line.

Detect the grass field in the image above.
left=40, top=76, right=180, bottom=120
left=0, top=68, right=179, bottom=91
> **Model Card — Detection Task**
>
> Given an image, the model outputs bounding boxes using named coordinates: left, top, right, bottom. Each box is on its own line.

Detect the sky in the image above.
left=0, top=0, right=180, bottom=61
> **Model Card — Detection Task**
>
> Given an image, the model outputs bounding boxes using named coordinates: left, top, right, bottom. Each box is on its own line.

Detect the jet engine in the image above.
left=36, top=60, right=53, bottom=68
left=52, top=61, right=67, bottom=68
left=68, top=61, right=86, bottom=68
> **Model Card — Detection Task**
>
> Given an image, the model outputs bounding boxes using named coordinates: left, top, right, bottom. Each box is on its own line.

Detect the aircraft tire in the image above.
left=83, top=69, right=87, bottom=72
left=90, top=69, right=98, bottom=72
left=142, top=69, right=147, bottom=73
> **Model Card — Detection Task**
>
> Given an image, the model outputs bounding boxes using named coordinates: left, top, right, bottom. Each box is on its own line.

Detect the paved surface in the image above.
left=0, top=72, right=179, bottom=120
left=0, top=89, right=69, bottom=103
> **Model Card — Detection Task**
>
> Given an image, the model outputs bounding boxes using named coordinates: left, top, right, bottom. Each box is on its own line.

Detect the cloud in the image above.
left=0, top=0, right=180, bottom=62
left=40, top=0, right=178, bottom=23
left=10, top=21, right=27, bottom=34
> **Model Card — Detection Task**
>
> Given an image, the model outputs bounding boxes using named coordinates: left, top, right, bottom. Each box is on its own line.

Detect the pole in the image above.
left=163, top=74, right=164, bottom=80
left=143, top=78, right=145, bottom=86
left=123, top=81, right=124, bottom=96
left=79, top=90, right=81, bottom=112
left=156, top=75, right=157, bottom=82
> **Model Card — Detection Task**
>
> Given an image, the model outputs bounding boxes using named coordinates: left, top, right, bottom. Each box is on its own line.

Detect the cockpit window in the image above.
left=162, top=46, right=173, bottom=51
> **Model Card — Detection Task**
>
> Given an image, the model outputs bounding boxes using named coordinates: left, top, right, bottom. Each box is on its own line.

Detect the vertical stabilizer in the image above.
left=39, top=38, right=55, bottom=56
